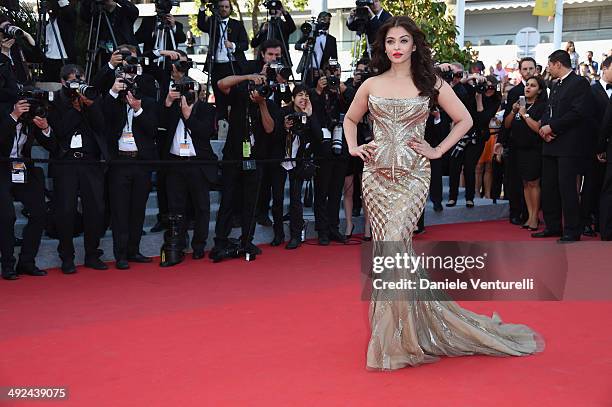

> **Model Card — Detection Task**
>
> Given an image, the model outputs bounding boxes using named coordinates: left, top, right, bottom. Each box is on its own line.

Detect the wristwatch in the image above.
left=523, top=113, right=530, bottom=118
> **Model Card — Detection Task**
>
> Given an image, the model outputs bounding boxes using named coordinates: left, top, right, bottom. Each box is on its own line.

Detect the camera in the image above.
left=263, top=0, right=282, bottom=11
left=286, top=111, right=307, bottom=133
left=64, top=80, right=98, bottom=100
left=17, top=88, right=53, bottom=122
left=172, top=59, right=193, bottom=74
left=248, top=81, right=275, bottom=98
left=353, top=67, right=370, bottom=86
left=155, top=0, right=179, bottom=14
left=115, top=68, right=142, bottom=99
left=172, top=80, right=198, bottom=105
left=0, top=24, right=24, bottom=40
left=267, top=60, right=292, bottom=81
left=326, top=75, right=340, bottom=90
left=355, top=0, right=373, bottom=20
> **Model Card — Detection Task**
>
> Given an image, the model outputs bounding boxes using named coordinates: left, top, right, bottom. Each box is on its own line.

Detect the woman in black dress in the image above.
left=504, top=76, right=547, bottom=231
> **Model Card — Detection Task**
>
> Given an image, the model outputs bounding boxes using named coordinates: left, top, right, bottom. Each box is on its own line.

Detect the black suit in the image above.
left=597, top=85, right=612, bottom=239
left=42, top=2, right=77, bottom=81
left=135, top=16, right=187, bottom=53
left=346, top=8, right=392, bottom=46
left=103, top=93, right=158, bottom=260
left=0, top=115, right=56, bottom=273
left=295, top=33, right=337, bottom=87
left=47, top=91, right=108, bottom=262
left=197, top=13, right=249, bottom=120
left=161, top=100, right=217, bottom=253
left=540, top=72, right=592, bottom=237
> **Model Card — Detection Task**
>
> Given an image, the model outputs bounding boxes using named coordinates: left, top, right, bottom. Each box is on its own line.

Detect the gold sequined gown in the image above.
left=362, top=95, right=544, bottom=370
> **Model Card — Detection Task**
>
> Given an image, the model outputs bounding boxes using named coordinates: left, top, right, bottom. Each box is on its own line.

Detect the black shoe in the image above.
left=414, top=228, right=425, bottom=235
left=531, top=229, right=562, bottom=238
left=433, top=202, right=443, bottom=212
left=192, top=249, right=205, bottom=260
left=329, top=230, right=347, bottom=243
left=257, top=214, right=273, bottom=227
left=345, top=224, right=355, bottom=239
left=270, top=234, right=284, bottom=246
left=84, top=258, right=108, bottom=270
left=582, top=225, right=597, bottom=237
left=362, top=235, right=372, bottom=241
left=61, top=260, right=77, bottom=274
left=115, top=259, right=130, bottom=270
left=466, top=200, right=474, bottom=208
left=150, top=221, right=166, bottom=233
left=510, top=217, right=523, bottom=226
left=446, top=200, right=456, bottom=207
left=127, top=253, right=152, bottom=263
left=244, top=243, right=262, bottom=256
left=318, top=235, right=330, bottom=246
left=2, top=269, right=18, bottom=280
left=282, top=213, right=290, bottom=221
left=286, top=238, right=301, bottom=250
left=558, top=234, right=580, bottom=243
left=16, top=264, right=47, bottom=276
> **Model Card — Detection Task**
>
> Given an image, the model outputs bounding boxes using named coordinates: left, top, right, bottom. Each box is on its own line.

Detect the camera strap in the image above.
left=179, top=119, right=192, bottom=156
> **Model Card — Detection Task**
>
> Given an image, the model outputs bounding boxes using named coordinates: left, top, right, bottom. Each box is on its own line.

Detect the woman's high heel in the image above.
left=345, top=224, right=355, bottom=239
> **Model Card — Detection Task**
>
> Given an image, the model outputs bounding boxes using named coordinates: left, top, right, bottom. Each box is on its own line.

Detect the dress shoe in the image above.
left=192, top=249, right=205, bottom=260
left=115, top=259, right=130, bottom=270
left=84, top=258, right=109, bottom=270
left=61, top=260, right=77, bottom=274
left=2, top=270, right=18, bottom=280
left=286, top=238, right=301, bottom=250
left=270, top=234, right=284, bottom=246
left=558, top=234, right=580, bottom=243
left=466, top=200, right=475, bottom=208
left=345, top=224, right=355, bottom=240
left=531, top=229, right=562, bottom=238
left=329, top=230, right=347, bottom=243
left=433, top=202, right=443, bottom=212
left=582, top=225, right=597, bottom=237
left=127, top=253, right=152, bottom=263
left=446, top=200, right=456, bottom=207
left=510, top=217, right=523, bottom=225
left=244, top=243, right=262, bottom=256
left=16, top=264, right=47, bottom=276
left=318, top=235, right=330, bottom=246
left=362, top=235, right=372, bottom=242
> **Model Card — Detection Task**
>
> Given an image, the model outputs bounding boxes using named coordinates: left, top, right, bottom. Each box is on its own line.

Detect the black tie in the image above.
left=607, top=84, right=612, bottom=90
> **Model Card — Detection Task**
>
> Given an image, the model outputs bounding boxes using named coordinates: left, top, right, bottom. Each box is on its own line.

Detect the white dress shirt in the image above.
left=281, top=135, right=300, bottom=170
left=170, top=119, right=197, bottom=156
left=312, top=33, right=327, bottom=69
left=109, top=90, right=143, bottom=152
left=215, top=18, right=235, bottom=63
left=9, top=115, right=52, bottom=158
left=44, top=18, right=67, bottom=60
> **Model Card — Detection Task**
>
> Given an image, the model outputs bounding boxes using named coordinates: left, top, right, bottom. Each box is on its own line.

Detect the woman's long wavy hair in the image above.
left=369, top=16, right=440, bottom=106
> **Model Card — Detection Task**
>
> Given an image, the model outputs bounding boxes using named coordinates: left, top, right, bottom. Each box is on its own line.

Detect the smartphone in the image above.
left=519, top=96, right=526, bottom=108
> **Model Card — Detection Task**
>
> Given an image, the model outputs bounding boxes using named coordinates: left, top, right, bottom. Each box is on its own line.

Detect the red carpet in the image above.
left=1, top=220, right=610, bottom=406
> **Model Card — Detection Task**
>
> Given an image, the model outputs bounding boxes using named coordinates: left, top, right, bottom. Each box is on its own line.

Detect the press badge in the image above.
left=322, top=128, right=332, bottom=140
left=179, top=142, right=191, bottom=156
left=242, top=141, right=251, bottom=158
left=280, top=84, right=286, bottom=93
left=11, top=162, right=26, bottom=184
left=70, top=132, right=83, bottom=149
left=121, top=131, right=135, bottom=145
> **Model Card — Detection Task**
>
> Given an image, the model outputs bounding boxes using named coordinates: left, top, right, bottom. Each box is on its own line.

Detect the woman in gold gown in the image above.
left=343, top=16, right=544, bottom=370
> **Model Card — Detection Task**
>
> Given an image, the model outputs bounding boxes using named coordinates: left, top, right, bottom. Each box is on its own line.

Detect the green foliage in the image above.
left=382, top=0, right=473, bottom=66
left=0, top=3, right=38, bottom=36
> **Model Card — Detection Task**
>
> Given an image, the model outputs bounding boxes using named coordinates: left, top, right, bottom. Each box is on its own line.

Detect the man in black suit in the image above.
left=103, top=72, right=158, bottom=269
left=499, top=57, right=537, bottom=225
left=197, top=0, right=249, bottom=121
left=41, top=0, right=77, bottom=81
left=0, top=95, right=57, bottom=280
left=161, top=77, right=217, bottom=263
left=581, top=56, right=612, bottom=236
left=0, top=17, right=44, bottom=85
left=346, top=0, right=392, bottom=51
left=209, top=69, right=279, bottom=261
left=295, top=11, right=337, bottom=88
left=80, top=0, right=139, bottom=68
left=595, top=57, right=612, bottom=240
left=48, top=64, right=109, bottom=273
left=135, top=5, right=186, bottom=64
left=533, top=50, right=591, bottom=243
left=250, top=4, right=296, bottom=66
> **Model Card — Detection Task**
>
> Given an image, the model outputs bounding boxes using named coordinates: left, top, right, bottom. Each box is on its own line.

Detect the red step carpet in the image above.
left=1, top=220, right=610, bottom=406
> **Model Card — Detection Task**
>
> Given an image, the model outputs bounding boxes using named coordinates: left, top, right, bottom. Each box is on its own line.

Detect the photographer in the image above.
left=102, top=66, right=159, bottom=269
left=250, top=1, right=296, bottom=66
left=346, top=0, right=391, bottom=48
left=41, top=0, right=77, bottom=82
left=271, top=85, right=320, bottom=249
left=209, top=69, right=279, bottom=261
left=295, top=11, right=337, bottom=88
left=135, top=0, right=187, bottom=58
left=0, top=17, right=43, bottom=85
left=80, top=0, right=139, bottom=66
left=0, top=90, right=57, bottom=280
left=447, top=74, right=501, bottom=208
left=159, top=77, right=217, bottom=265
left=47, top=64, right=108, bottom=274
left=309, top=61, right=355, bottom=245
left=197, top=0, right=249, bottom=121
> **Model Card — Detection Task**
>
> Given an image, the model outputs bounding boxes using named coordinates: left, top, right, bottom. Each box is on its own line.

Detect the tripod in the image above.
left=265, top=14, right=293, bottom=68
left=84, top=2, right=118, bottom=83
left=153, top=14, right=177, bottom=70
left=299, top=17, right=319, bottom=87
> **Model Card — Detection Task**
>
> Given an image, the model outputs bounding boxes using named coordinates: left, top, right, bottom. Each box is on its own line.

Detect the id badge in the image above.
left=242, top=141, right=251, bottom=158
left=322, top=128, right=332, bottom=140
left=179, top=142, right=191, bottom=157
left=11, top=162, right=26, bottom=184
left=280, top=84, right=286, bottom=93
left=121, top=132, right=135, bottom=144
left=70, top=132, right=83, bottom=149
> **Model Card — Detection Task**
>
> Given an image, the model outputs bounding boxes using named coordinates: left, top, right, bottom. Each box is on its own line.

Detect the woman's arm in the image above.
left=343, top=77, right=371, bottom=161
